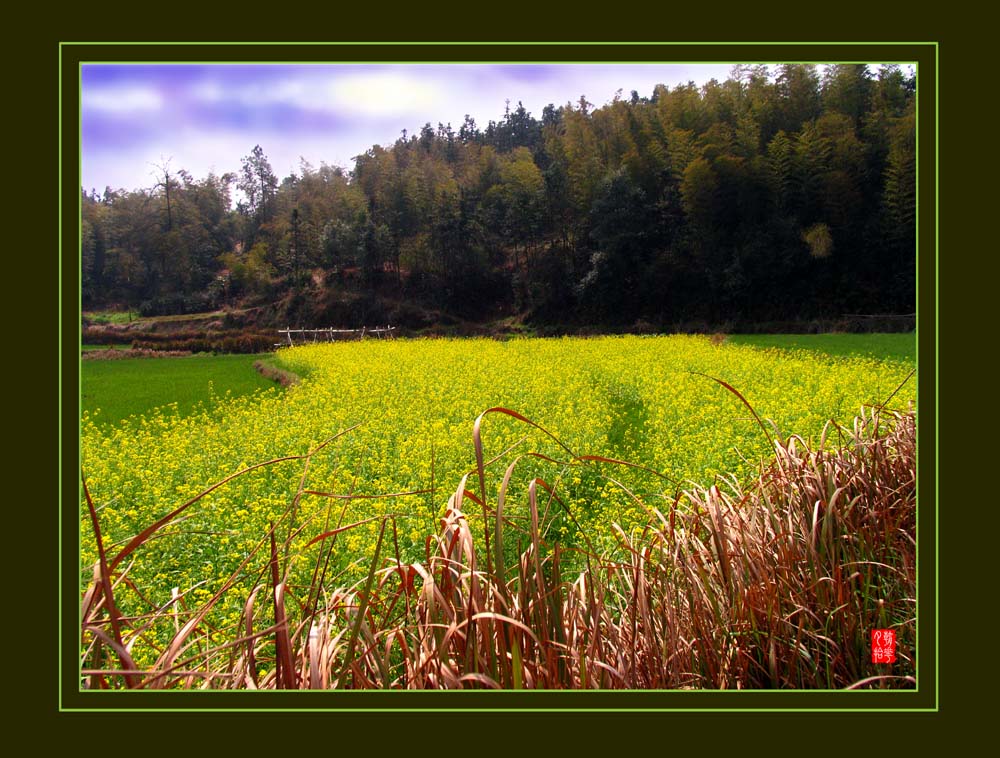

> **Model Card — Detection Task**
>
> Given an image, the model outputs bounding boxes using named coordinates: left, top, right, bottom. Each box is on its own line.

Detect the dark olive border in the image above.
left=58, top=40, right=937, bottom=715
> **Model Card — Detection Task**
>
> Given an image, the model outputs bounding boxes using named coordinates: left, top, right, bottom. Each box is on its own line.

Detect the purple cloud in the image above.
left=77, top=62, right=786, bottom=193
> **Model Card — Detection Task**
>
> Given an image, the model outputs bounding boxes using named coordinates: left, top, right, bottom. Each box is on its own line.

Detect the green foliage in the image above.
left=237, top=144, right=278, bottom=226
left=218, top=241, right=273, bottom=298
left=138, top=291, right=219, bottom=317
left=681, top=156, right=720, bottom=233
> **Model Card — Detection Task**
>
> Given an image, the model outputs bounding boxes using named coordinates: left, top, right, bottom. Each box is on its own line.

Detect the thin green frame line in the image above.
left=66, top=56, right=929, bottom=705
left=65, top=42, right=933, bottom=710
left=73, top=60, right=83, bottom=713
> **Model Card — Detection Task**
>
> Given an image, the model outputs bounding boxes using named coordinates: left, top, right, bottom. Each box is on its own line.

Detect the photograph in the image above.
left=68, top=44, right=929, bottom=708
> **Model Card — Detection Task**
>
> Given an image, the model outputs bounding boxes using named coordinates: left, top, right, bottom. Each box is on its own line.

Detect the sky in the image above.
left=80, top=62, right=911, bottom=198
left=80, top=63, right=742, bottom=195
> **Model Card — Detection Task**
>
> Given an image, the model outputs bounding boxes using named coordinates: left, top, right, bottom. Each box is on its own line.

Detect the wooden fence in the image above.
left=276, top=326, right=396, bottom=347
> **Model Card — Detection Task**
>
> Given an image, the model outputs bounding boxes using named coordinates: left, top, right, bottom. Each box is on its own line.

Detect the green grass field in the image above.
left=81, top=353, right=284, bottom=427
left=83, top=309, right=229, bottom=325
left=82, top=311, right=137, bottom=325
left=726, top=332, right=916, bottom=363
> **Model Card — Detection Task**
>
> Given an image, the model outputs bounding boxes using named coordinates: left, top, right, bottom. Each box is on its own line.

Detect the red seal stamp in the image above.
left=871, top=629, right=897, bottom=664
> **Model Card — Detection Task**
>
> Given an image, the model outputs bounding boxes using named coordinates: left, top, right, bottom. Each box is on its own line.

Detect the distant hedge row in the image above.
left=138, top=292, right=220, bottom=317
left=82, top=326, right=279, bottom=354
left=130, top=333, right=277, bottom=354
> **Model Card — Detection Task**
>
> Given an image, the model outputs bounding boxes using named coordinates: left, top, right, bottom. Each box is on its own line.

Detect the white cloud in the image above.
left=190, top=80, right=225, bottom=103
left=327, top=71, right=444, bottom=116
left=190, top=68, right=446, bottom=117
left=84, top=86, right=164, bottom=114
left=82, top=127, right=361, bottom=196
left=80, top=64, right=785, bottom=193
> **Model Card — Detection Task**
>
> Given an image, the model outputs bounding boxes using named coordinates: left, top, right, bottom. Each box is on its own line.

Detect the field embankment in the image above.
left=83, top=308, right=279, bottom=354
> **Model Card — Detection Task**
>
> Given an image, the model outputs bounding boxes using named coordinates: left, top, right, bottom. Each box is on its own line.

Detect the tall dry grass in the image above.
left=80, top=400, right=916, bottom=690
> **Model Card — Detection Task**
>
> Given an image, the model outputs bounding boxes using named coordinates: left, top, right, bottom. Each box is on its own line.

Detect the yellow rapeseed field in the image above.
left=80, top=335, right=915, bottom=662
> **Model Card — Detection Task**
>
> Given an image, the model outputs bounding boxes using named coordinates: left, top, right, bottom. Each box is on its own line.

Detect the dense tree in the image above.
left=578, top=168, right=655, bottom=323
left=81, top=190, right=108, bottom=301
left=775, top=64, right=822, bottom=135
left=482, top=147, right=545, bottom=267
left=83, top=66, right=917, bottom=328
left=237, top=145, right=279, bottom=247
left=821, top=64, right=873, bottom=126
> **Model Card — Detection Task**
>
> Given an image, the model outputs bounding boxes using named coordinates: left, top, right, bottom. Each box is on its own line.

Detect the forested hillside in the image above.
left=81, top=64, right=915, bottom=328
